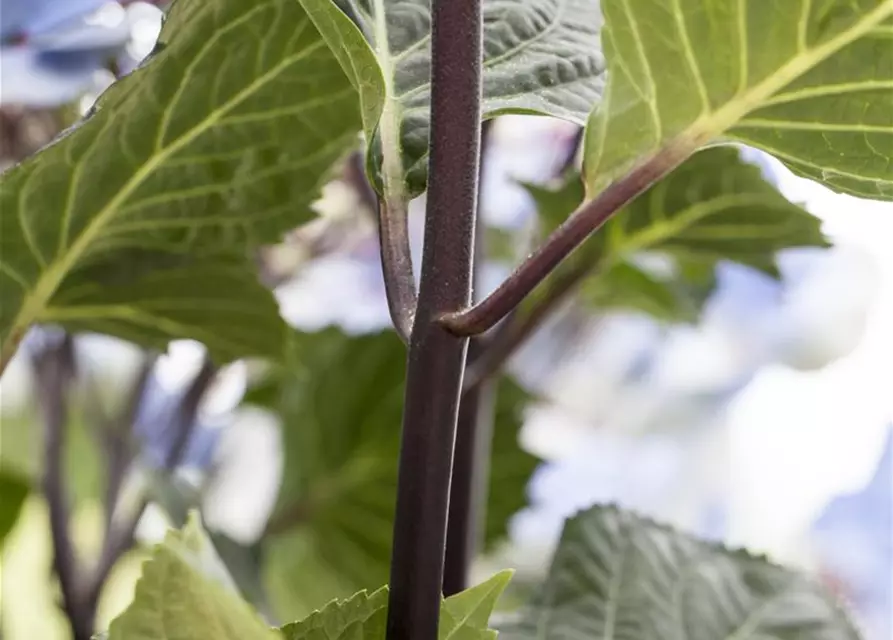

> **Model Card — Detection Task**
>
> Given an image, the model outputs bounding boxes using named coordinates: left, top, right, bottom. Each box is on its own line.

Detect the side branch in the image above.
left=378, top=197, right=417, bottom=343
left=440, top=147, right=687, bottom=336
left=464, top=261, right=590, bottom=390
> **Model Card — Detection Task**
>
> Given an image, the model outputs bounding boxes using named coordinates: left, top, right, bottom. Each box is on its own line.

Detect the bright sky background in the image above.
left=723, top=160, right=893, bottom=558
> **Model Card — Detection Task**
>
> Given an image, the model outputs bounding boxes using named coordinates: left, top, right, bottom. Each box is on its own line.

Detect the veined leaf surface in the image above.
left=596, top=147, right=828, bottom=272
left=524, top=146, right=826, bottom=320
left=279, top=571, right=512, bottom=640
left=584, top=0, right=893, bottom=200
left=0, top=0, right=362, bottom=371
left=501, top=506, right=860, bottom=639
left=280, top=588, right=389, bottom=640
left=106, top=514, right=276, bottom=640
left=301, top=0, right=605, bottom=198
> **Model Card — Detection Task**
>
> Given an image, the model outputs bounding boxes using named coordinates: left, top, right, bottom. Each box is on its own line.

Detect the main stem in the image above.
left=385, top=0, right=482, bottom=637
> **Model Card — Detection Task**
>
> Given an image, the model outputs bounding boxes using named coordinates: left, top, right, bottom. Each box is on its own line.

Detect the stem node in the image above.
left=440, top=147, right=686, bottom=337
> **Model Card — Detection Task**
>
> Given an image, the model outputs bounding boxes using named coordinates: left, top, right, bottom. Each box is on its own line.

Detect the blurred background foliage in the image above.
left=0, top=1, right=890, bottom=639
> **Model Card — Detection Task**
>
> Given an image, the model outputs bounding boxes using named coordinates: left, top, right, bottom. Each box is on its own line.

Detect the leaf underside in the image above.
left=302, top=0, right=606, bottom=196
left=585, top=0, right=893, bottom=200
left=501, top=505, right=861, bottom=640
left=0, top=0, right=362, bottom=368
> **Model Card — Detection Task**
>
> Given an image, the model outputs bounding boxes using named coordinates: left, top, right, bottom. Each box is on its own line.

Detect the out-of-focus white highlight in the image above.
left=724, top=169, right=893, bottom=562
left=85, top=2, right=126, bottom=29
left=153, top=339, right=247, bottom=417
left=202, top=407, right=284, bottom=544
left=125, top=2, right=163, bottom=61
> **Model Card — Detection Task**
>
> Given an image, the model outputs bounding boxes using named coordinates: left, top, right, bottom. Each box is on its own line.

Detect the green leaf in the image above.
left=107, top=514, right=277, bottom=640
left=253, top=329, right=537, bottom=616
left=523, top=147, right=826, bottom=320
left=212, top=533, right=278, bottom=621
left=522, top=176, right=587, bottom=242
left=300, top=0, right=605, bottom=198
left=584, top=0, right=893, bottom=200
left=502, top=505, right=860, bottom=640
left=279, top=571, right=512, bottom=640
left=167, top=511, right=243, bottom=594
left=279, top=588, right=388, bottom=640
left=440, top=570, right=514, bottom=640
left=0, top=408, right=105, bottom=508
left=0, top=0, right=363, bottom=370
left=296, top=0, right=386, bottom=137
left=582, top=262, right=699, bottom=321
left=596, top=147, right=828, bottom=271
left=0, top=469, right=29, bottom=546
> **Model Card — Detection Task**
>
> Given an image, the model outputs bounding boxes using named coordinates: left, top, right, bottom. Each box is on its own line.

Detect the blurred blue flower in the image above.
left=18, top=326, right=221, bottom=471
left=1, top=0, right=130, bottom=107
left=2, top=0, right=104, bottom=37
left=133, top=371, right=223, bottom=471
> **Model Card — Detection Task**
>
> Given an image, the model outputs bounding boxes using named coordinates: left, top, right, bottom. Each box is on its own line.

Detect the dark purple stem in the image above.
left=385, top=0, right=483, bottom=637
left=441, top=145, right=688, bottom=336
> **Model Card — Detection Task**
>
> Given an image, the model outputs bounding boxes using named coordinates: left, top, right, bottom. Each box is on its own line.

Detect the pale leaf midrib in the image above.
left=621, top=0, right=663, bottom=143
left=372, top=0, right=406, bottom=201
left=736, top=119, right=892, bottom=132
left=57, top=0, right=277, bottom=259
left=154, top=3, right=275, bottom=152
left=17, top=176, right=49, bottom=269
left=761, top=79, right=893, bottom=106
left=604, top=192, right=788, bottom=266
left=722, top=577, right=798, bottom=640
left=671, top=0, right=710, bottom=112
left=590, top=1, right=892, bottom=198
left=390, top=31, right=429, bottom=66
left=602, top=526, right=632, bottom=640
left=724, top=137, right=893, bottom=183
left=0, top=263, right=29, bottom=291
left=736, top=0, right=749, bottom=93
left=47, top=298, right=274, bottom=315
left=42, top=305, right=253, bottom=357
left=798, top=0, right=814, bottom=53
left=685, top=1, right=893, bottom=146
left=112, top=131, right=353, bottom=218
left=2, top=33, right=325, bottom=365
